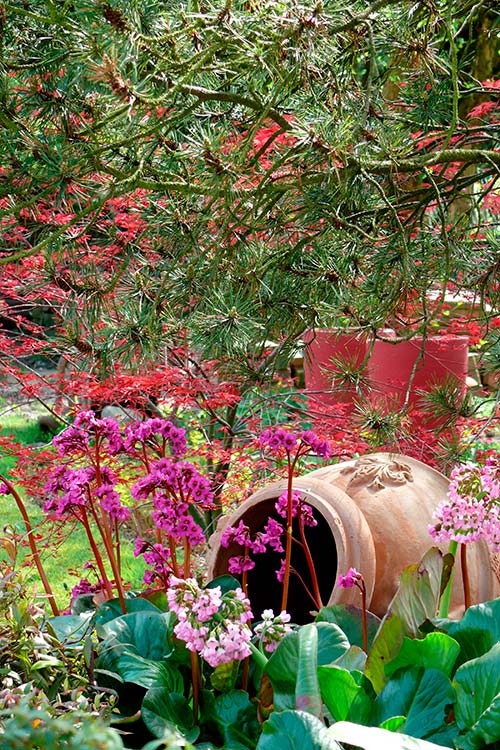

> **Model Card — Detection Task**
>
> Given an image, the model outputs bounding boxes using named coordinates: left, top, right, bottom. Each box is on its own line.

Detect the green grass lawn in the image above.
left=0, top=410, right=146, bottom=611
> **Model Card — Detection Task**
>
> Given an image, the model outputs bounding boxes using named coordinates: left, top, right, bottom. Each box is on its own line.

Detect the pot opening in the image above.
left=216, top=497, right=338, bottom=624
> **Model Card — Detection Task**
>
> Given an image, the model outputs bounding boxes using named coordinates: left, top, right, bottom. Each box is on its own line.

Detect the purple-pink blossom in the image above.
left=300, top=430, right=333, bottom=458
left=43, top=466, right=95, bottom=516
left=275, top=490, right=317, bottom=527
left=337, top=567, right=361, bottom=588
left=152, top=495, right=205, bottom=546
left=259, top=427, right=298, bottom=453
left=94, top=484, right=130, bottom=521
left=53, top=424, right=89, bottom=456
left=261, top=518, right=284, bottom=552
left=124, top=418, right=187, bottom=457
left=220, top=520, right=252, bottom=548
left=228, top=555, right=255, bottom=574
left=131, top=459, right=213, bottom=508
left=53, top=413, right=124, bottom=456
left=134, top=539, right=172, bottom=587
left=259, top=426, right=332, bottom=459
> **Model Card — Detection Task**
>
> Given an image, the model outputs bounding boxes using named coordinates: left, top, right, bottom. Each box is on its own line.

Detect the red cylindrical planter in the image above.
left=367, top=335, right=469, bottom=420
left=302, top=329, right=369, bottom=416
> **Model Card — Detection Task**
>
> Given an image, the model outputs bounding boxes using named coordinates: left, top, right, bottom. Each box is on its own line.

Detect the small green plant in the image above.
left=0, top=695, right=124, bottom=750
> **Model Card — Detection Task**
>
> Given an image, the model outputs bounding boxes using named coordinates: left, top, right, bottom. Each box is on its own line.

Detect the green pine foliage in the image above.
left=1, top=0, right=499, bottom=379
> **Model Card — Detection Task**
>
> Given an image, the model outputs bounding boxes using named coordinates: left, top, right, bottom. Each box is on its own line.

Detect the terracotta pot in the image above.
left=302, top=329, right=369, bottom=415
left=208, top=453, right=500, bottom=621
left=367, top=335, right=469, bottom=422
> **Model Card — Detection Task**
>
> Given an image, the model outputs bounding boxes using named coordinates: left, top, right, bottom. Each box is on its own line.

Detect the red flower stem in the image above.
left=298, top=513, right=323, bottom=610
left=241, top=657, right=249, bottom=691
left=80, top=508, right=114, bottom=600
left=168, top=536, right=180, bottom=577
left=242, top=563, right=249, bottom=598
left=241, top=562, right=251, bottom=690
left=87, top=494, right=126, bottom=612
left=114, top=517, right=121, bottom=572
left=183, top=538, right=191, bottom=579
left=1, top=476, right=59, bottom=616
left=190, top=651, right=200, bottom=724
left=460, top=543, right=471, bottom=611
left=358, top=580, right=368, bottom=653
left=280, top=453, right=296, bottom=611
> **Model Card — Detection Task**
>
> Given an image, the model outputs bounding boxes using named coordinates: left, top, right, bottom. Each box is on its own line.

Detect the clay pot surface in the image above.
left=208, top=452, right=500, bottom=620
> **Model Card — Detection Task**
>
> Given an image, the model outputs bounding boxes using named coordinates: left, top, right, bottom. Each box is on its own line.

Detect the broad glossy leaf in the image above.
left=210, top=659, right=239, bottom=692
left=375, top=667, right=455, bottom=740
left=388, top=548, right=451, bottom=637
left=265, top=623, right=349, bottom=711
left=142, top=688, right=199, bottom=744
left=47, top=613, right=94, bottom=647
left=98, top=611, right=174, bottom=661
left=96, top=597, right=161, bottom=629
left=115, top=652, right=183, bottom=691
left=296, top=624, right=321, bottom=717
left=435, top=599, right=500, bottom=666
left=331, top=645, right=366, bottom=672
left=318, top=666, right=374, bottom=723
left=327, top=721, right=454, bottom=750
left=379, top=716, right=406, bottom=731
left=454, top=642, right=500, bottom=739
left=385, top=632, right=460, bottom=679
left=455, top=694, right=500, bottom=750
left=213, top=690, right=260, bottom=749
left=315, top=605, right=381, bottom=651
left=365, top=614, right=405, bottom=694
left=256, top=710, right=342, bottom=750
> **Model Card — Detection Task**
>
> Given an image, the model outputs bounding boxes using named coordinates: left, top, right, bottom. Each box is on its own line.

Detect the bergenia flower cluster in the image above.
left=53, top=411, right=123, bottom=456
left=259, top=427, right=332, bottom=459
left=275, top=489, right=317, bottom=527
left=134, top=539, right=171, bottom=587
left=254, top=609, right=293, bottom=653
left=429, top=458, right=500, bottom=550
left=124, top=419, right=187, bottom=457
left=68, top=577, right=105, bottom=611
left=167, top=577, right=253, bottom=667
left=43, top=412, right=213, bottom=602
left=337, top=567, right=362, bottom=588
left=220, top=490, right=316, bottom=578
left=43, top=464, right=130, bottom=522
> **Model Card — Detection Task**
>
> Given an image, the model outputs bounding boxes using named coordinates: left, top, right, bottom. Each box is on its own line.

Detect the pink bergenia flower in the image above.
left=275, top=490, right=317, bottom=527
left=259, top=426, right=332, bottom=459
left=167, top=577, right=253, bottom=667
left=131, top=459, right=213, bottom=507
left=429, top=459, right=500, bottom=550
left=337, top=567, right=361, bottom=588
left=124, top=418, right=187, bottom=457
left=228, top=555, right=255, bottom=574
left=259, top=427, right=298, bottom=453
left=300, top=430, right=333, bottom=458
left=261, top=518, right=284, bottom=552
left=254, top=609, right=293, bottom=652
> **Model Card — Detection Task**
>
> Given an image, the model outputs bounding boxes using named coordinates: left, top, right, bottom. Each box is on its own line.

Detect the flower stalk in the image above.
left=0, top=475, right=59, bottom=616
